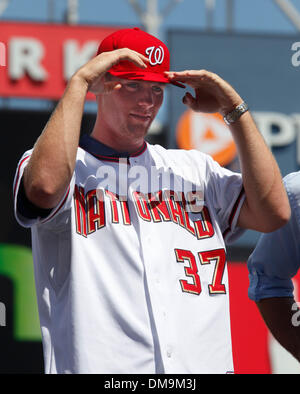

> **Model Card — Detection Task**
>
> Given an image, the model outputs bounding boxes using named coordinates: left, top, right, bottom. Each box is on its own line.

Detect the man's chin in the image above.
left=128, top=122, right=152, bottom=137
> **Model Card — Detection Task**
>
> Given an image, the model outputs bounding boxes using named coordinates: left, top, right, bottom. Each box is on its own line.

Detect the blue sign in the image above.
left=168, top=30, right=300, bottom=248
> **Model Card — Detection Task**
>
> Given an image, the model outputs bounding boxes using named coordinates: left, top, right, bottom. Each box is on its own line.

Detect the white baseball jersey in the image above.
left=13, top=136, right=245, bottom=374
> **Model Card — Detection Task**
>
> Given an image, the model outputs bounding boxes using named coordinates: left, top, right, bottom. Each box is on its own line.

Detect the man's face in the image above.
left=98, top=76, right=165, bottom=143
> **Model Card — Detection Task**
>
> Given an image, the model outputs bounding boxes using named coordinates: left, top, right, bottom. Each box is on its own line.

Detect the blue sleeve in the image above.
left=247, top=172, right=300, bottom=301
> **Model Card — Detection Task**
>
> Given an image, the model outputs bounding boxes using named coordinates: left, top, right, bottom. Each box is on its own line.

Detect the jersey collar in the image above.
left=79, top=134, right=147, bottom=162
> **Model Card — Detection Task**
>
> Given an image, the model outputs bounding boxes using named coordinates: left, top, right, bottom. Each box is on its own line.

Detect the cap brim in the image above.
left=109, top=71, right=186, bottom=88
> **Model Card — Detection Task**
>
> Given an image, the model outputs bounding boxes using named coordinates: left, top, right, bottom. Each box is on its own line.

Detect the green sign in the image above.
left=0, top=244, right=41, bottom=341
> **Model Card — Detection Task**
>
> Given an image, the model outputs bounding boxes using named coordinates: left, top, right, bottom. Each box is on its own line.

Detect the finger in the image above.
left=182, top=92, right=197, bottom=109
left=162, top=71, right=186, bottom=88
left=132, top=51, right=149, bottom=65
left=115, top=49, right=149, bottom=69
left=113, top=83, right=122, bottom=90
left=169, top=75, right=214, bottom=91
left=102, top=81, right=122, bottom=94
left=164, top=72, right=200, bottom=88
left=165, top=70, right=193, bottom=79
left=127, top=54, right=148, bottom=69
left=96, top=49, right=148, bottom=74
left=167, top=70, right=208, bottom=76
left=124, top=49, right=149, bottom=63
left=91, top=80, right=122, bottom=95
left=165, top=70, right=212, bottom=82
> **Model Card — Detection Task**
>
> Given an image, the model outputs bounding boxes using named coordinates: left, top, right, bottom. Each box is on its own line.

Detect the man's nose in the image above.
left=138, top=89, right=154, bottom=107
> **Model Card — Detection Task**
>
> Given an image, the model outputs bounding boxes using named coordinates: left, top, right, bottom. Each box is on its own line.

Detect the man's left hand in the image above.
left=165, top=70, right=242, bottom=116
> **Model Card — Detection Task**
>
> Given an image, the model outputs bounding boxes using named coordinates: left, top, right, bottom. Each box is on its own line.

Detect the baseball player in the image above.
left=13, top=28, right=290, bottom=374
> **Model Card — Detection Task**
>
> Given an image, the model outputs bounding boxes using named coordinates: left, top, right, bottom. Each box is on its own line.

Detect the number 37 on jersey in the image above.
left=175, top=248, right=227, bottom=296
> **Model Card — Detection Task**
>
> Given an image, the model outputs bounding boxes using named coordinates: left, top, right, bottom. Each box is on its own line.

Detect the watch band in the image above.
left=223, top=102, right=249, bottom=125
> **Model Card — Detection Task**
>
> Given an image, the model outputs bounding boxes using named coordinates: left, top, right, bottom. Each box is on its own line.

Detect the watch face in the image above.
left=224, top=102, right=248, bottom=124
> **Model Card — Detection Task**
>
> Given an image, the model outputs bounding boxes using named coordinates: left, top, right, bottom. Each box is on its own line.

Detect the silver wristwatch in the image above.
left=223, top=102, right=249, bottom=125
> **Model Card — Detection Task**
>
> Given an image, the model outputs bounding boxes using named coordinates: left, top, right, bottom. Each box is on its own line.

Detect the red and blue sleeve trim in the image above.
left=41, top=185, right=71, bottom=223
left=13, top=155, right=31, bottom=199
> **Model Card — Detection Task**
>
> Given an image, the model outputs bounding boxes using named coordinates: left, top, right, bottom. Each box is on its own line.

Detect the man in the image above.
left=13, top=27, right=290, bottom=374
left=248, top=171, right=300, bottom=363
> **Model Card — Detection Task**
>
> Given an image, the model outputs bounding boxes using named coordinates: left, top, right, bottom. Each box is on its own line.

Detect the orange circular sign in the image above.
left=176, top=110, right=237, bottom=166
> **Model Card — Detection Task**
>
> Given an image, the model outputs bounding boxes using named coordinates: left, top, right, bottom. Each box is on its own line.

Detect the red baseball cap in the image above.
left=97, top=27, right=184, bottom=88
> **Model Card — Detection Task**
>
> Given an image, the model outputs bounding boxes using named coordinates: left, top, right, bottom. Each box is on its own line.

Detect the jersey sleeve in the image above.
left=13, top=150, right=75, bottom=229
left=203, top=154, right=246, bottom=244
left=247, top=172, right=300, bottom=301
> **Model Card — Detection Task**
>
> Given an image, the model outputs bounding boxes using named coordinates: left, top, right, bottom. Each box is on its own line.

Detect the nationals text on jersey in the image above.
left=74, top=185, right=213, bottom=240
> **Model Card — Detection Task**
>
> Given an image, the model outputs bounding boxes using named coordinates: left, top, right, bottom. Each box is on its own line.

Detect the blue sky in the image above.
left=2, top=0, right=300, bottom=34
left=1, top=0, right=300, bottom=114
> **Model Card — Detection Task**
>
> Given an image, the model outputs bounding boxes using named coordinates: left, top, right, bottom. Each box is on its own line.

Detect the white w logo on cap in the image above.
left=145, top=46, right=164, bottom=66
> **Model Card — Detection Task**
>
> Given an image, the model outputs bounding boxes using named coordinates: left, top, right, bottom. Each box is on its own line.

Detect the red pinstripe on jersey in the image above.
left=13, top=155, right=31, bottom=199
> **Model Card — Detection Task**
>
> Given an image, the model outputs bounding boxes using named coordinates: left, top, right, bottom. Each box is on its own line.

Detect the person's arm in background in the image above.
left=256, top=297, right=300, bottom=362
left=166, top=70, right=290, bottom=232
left=23, top=49, right=148, bottom=210
left=247, top=172, right=300, bottom=362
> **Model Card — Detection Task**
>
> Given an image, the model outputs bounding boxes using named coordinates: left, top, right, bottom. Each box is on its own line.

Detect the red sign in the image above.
left=0, top=22, right=123, bottom=100
left=228, top=262, right=271, bottom=373
left=228, top=262, right=300, bottom=374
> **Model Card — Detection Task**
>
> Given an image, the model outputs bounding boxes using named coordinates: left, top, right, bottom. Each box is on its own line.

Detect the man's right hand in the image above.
left=73, top=48, right=149, bottom=95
